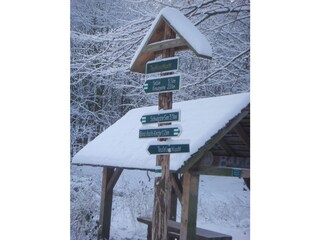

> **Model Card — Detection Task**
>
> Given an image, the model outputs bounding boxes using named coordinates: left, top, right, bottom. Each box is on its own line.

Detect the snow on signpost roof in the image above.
left=130, top=7, right=212, bottom=73
left=72, top=93, right=250, bottom=171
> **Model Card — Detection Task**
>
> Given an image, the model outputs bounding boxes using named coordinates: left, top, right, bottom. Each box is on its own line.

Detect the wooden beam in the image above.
left=180, top=171, right=200, bottom=240
left=143, top=38, right=187, bottom=53
left=170, top=173, right=182, bottom=203
left=178, top=107, right=249, bottom=173
left=169, top=188, right=177, bottom=220
left=169, top=174, right=178, bottom=240
left=98, top=167, right=114, bottom=240
left=218, top=138, right=236, bottom=156
left=192, top=166, right=250, bottom=178
left=243, top=178, right=250, bottom=190
left=106, top=168, right=123, bottom=194
left=234, top=124, right=250, bottom=147
left=211, top=156, right=250, bottom=169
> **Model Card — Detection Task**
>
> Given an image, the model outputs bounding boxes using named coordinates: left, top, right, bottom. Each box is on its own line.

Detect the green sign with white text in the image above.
left=140, top=110, right=180, bottom=125
left=143, top=74, right=181, bottom=94
left=146, top=57, right=179, bottom=74
left=139, top=125, right=182, bottom=138
left=147, top=142, right=190, bottom=155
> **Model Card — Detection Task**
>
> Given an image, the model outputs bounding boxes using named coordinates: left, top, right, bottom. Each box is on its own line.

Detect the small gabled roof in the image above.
left=130, top=7, right=212, bottom=73
left=72, top=93, right=250, bottom=172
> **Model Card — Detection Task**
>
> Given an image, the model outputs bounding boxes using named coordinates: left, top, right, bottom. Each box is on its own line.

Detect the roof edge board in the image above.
left=72, top=162, right=179, bottom=173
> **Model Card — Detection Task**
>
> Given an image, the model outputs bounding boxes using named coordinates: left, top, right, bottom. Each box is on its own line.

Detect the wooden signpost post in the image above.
left=131, top=7, right=212, bottom=240
left=152, top=24, right=175, bottom=240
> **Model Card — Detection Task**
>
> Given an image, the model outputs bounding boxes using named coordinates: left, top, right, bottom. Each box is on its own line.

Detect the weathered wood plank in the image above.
left=180, top=171, right=200, bottom=240
left=106, top=168, right=123, bottom=194
left=218, top=138, right=236, bottom=156
left=210, top=150, right=228, bottom=156
left=222, top=136, right=245, bottom=145
left=169, top=174, right=178, bottom=240
left=170, top=187, right=177, bottom=221
left=98, top=167, right=114, bottom=240
left=197, top=151, right=214, bottom=168
left=143, top=38, right=187, bottom=53
left=170, top=173, right=182, bottom=203
left=211, top=156, right=250, bottom=169
left=137, top=216, right=232, bottom=240
left=229, top=149, right=250, bottom=158
left=234, top=124, right=250, bottom=147
left=191, top=166, right=250, bottom=178
left=227, top=144, right=249, bottom=151
left=243, top=178, right=250, bottom=190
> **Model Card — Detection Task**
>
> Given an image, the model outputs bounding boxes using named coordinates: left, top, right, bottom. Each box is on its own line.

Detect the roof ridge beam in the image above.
left=143, top=38, right=188, bottom=53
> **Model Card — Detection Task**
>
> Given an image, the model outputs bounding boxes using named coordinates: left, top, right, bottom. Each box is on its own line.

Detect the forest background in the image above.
left=1, top=1, right=319, bottom=240
left=70, top=0, right=250, bottom=157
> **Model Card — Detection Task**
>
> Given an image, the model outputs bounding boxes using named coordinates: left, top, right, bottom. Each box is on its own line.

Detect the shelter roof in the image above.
left=72, top=93, right=250, bottom=171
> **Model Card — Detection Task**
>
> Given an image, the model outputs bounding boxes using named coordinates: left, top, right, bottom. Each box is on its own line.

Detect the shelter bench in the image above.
left=137, top=216, right=232, bottom=240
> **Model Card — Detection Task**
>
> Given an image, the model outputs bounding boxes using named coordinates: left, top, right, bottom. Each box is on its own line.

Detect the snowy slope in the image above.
left=71, top=166, right=250, bottom=240
left=72, top=93, right=250, bottom=171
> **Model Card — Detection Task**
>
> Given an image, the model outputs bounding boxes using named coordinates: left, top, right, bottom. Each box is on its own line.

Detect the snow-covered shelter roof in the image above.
left=130, top=7, right=212, bottom=73
left=72, top=93, right=250, bottom=172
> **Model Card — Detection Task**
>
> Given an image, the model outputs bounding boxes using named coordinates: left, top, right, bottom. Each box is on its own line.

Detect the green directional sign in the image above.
left=143, top=74, right=181, bottom=94
left=146, top=57, right=179, bottom=74
left=231, top=169, right=242, bottom=178
left=140, top=110, right=180, bottom=125
left=147, top=141, right=190, bottom=155
left=139, top=125, right=181, bottom=138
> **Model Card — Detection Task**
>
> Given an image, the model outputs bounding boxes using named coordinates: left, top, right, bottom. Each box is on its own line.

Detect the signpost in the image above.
left=112, top=7, right=212, bottom=240
left=140, top=110, right=180, bottom=125
left=146, top=56, right=179, bottom=74
left=147, top=141, right=190, bottom=155
left=139, top=125, right=182, bottom=138
left=143, top=74, right=180, bottom=94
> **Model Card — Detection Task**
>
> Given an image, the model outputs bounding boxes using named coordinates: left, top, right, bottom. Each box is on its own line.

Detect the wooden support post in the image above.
left=152, top=22, right=175, bottom=240
left=98, top=167, right=123, bottom=240
left=170, top=173, right=182, bottom=203
left=244, top=177, right=250, bottom=190
left=180, top=171, right=200, bottom=240
left=169, top=174, right=178, bottom=221
left=169, top=174, right=178, bottom=240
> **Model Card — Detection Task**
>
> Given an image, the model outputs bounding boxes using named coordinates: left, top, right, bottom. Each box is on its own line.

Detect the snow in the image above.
left=161, top=7, right=212, bottom=57
left=129, top=7, right=212, bottom=70
left=71, top=166, right=250, bottom=240
left=72, top=93, right=250, bottom=171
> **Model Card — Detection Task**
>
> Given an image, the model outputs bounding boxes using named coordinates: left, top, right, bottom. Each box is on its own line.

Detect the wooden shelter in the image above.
left=73, top=94, right=250, bottom=240
left=73, top=7, right=249, bottom=240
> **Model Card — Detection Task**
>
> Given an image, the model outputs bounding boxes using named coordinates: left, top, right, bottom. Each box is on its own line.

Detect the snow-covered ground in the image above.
left=71, top=165, right=250, bottom=240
